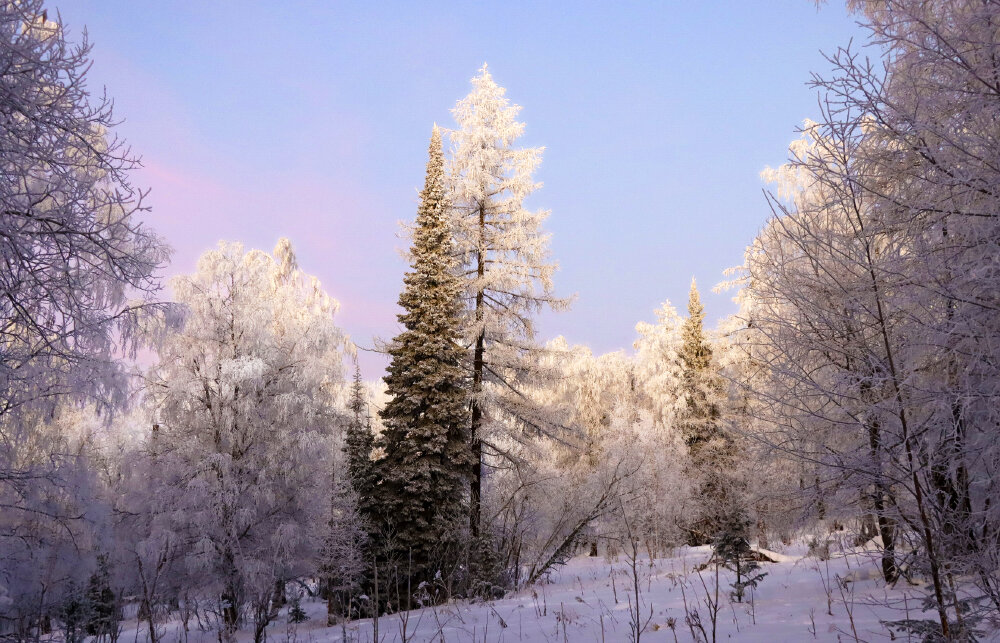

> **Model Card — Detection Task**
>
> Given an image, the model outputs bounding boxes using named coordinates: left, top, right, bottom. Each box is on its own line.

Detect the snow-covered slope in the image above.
left=121, top=543, right=998, bottom=642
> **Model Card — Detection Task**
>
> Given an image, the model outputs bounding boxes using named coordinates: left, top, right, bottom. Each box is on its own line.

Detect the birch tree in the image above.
left=146, top=240, right=346, bottom=642
left=0, top=1, right=168, bottom=425
left=0, top=406, right=110, bottom=638
left=740, top=89, right=997, bottom=635
left=737, top=3, right=1000, bottom=636
left=835, top=3, right=1000, bottom=625
left=0, top=2, right=167, bottom=631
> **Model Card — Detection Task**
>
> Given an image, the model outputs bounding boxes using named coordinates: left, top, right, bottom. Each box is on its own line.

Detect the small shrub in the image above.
left=287, top=598, right=309, bottom=624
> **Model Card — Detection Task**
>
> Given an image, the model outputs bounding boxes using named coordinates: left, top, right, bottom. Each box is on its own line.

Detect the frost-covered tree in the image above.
left=746, top=124, right=907, bottom=580
left=486, top=422, right=642, bottom=588
left=676, top=280, right=732, bottom=544
left=678, top=280, right=722, bottom=453
left=0, top=2, right=167, bottom=425
left=712, top=512, right=767, bottom=603
left=743, top=119, right=945, bottom=629
left=113, top=418, right=185, bottom=643
left=0, top=405, right=112, bottom=638
left=321, top=481, right=365, bottom=626
left=322, top=362, right=371, bottom=624
left=832, top=4, right=1000, bottom=629
left=529, top=338, right=636, bottom=464
left=713, top=308, right=800, bottom=551
left=321, top=424, right=367, bottom=626
left=376, top=127, right=472, bottom=596
left=344, top=362, right=377, bottom=526
left=519, top=341, right=643, bottom=557
left=446, top=65, right=571, bottom=537
left=0, top=2, right=168, bottom=620
left=486, top=332, right=690, bottom=581
left=633, top=299, right=689, bottom=440
left=146, top=239, right=346, bottom=642
left=603, top=406, right=692, bottom=558
left=738, top=0, right=1000, bottom=625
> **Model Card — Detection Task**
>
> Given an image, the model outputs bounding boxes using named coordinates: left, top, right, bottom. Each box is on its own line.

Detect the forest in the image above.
left=2, top=0, right=1000, bottom=641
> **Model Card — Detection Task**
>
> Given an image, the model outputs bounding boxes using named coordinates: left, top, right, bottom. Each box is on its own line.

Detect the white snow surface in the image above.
left=121, top=544, right=1000, bottom=642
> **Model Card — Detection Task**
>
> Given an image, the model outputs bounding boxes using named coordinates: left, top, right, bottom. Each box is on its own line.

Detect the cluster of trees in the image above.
left=0, top=4, right=351, bottom=639
left=3, top=1, right=999, bottom=642
left=0, top=7, right=743, bottom=632
left=357, top=68, right=757, bottom=618
left=725, top=0, right=1000, bottom=638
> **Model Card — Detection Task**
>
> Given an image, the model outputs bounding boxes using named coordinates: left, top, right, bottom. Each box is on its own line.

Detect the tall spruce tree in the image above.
left=376, top=127, right=472, bottom=593
left=678, top=279, right=733, bottom=544
left=679, top=279, right=720, bottom=454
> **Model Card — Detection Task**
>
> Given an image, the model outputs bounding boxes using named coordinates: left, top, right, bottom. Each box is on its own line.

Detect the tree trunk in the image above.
left=866, top=424, right=898, bottom=584
left=860, top=371, right=898, bottom=584
left=872, top=490, right=898, bottom=584
left=470, top=204, right=486, bottom=539
left=470, top=328, right=484, bottom=540
left=756, top=518, right=769, bottom=551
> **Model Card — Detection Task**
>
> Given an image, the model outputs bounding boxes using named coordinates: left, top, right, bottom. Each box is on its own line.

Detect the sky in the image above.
left=54, top=1, right=868, bottom=378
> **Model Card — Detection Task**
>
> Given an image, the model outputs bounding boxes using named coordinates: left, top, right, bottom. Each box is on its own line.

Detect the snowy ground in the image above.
left=125, top=543, right=1000, bottom=642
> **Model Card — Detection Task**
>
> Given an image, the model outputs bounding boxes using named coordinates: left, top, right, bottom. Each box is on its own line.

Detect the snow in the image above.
left=115, top=544, right=1000, bottom=642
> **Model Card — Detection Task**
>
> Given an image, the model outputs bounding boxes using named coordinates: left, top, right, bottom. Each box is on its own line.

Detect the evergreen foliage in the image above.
left=679, top=279, right=721, bottom=457
left=678, top=280, right=734, bottom=544
left=322, top=362, right=371, bottom=624
left=9, top=5, right=1000, bottom=638
left=84, top=556, right=118, bottom=640
left=287, top=598, right=309, bottom=624
left=712, top=513, right=767, bottom=603
left=345, top=362, right=378, bottom=524
left=376, top=127, right=473, bottom=594
left=59, top=582, right=86, bottom=643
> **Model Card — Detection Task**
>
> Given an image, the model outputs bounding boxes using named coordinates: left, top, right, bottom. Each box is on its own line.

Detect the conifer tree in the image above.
left=84, top=555, right=117, bottom=641
left=345, top=362, right=376, bottom=520
left=446, top=65, right=570, bottom=537
left=712, top=513, right=767, bottom=603
left=323, top=361, right=371, bottom=624
left=678, top=279, right=733, bottom=544
left=679, top=279, right=721, bottom=456
left=376, top=127, right=472, bottom=593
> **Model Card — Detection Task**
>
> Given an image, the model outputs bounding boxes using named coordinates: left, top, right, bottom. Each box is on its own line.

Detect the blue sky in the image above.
left=54, top=1, right=867, bottom=377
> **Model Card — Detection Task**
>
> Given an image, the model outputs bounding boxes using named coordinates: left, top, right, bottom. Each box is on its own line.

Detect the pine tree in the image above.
left=376, top=127, right=472, bottom=594
left=60, top=581, right=86, bottom=643
left=446, top=65, right=571, bottom=537
left=678, top=279, right=732, bottom=544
